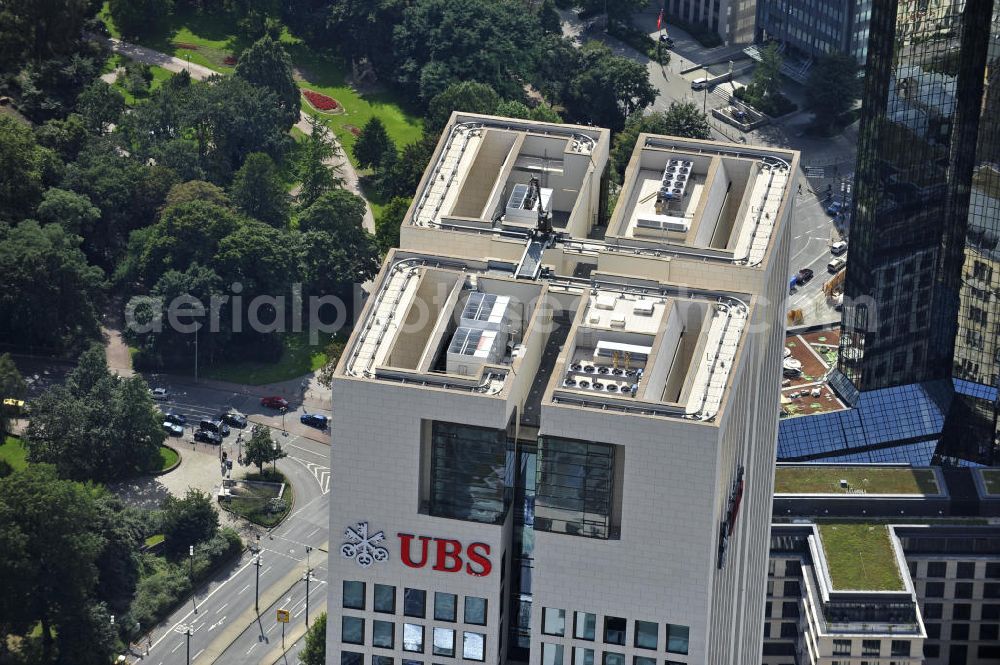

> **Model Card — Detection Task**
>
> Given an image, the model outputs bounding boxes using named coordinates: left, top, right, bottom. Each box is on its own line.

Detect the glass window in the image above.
left=343, top=616, right=365, bottom=645
left=952, top=623, right=969, bottom=640
left=986, top=563, right=1000, bottom=578
left=374, top=584, right=396, bottom=613
left=927, top=561, right=947, bottom=577
left=429, top=420, right=511, bottom=524
left=344, top=581, right=366, bottom=610
left=574, top=612, right=596, bottom=640
left=955, top=582, right=973, bottom=599
left=634, top=621, right=657, bottom=650
left=665, top=624, right=689, bottom=655
left=343, top=652, right=363, bottom=665
left=602, top=653, right=624, bottom=665
left=404, top=589, right=426, bottom=618
left=404, top=624, right=424, bottom=653
left=434, top=592, right=457, bottom=622
left=465, top=597, right=487, bottom=626
left=891, top=640, right=910, bottom=657
left=462, top=632, right=485, bottom=661
left=953, top=604, right=971, bottom=620
left=861, top=640, right=879, bottom=656
left=535, top=436, right=617, bottom=539
left=433, top=628, right=455, bottom=657
left=542, top=608, right=565, bottom=636
left=981, top=624, right=999, bottom=640
left=373, top=657, right=393, bottom=665
left=779, top=622, right=796, bottom=639
left=983, top=604, right=1000, bottom=620
left=633, top=658, right=655, bottom=665
left=924, top=603, right=943, bottom=619
left=603, top=616, right=626, bottom=645
left=403, top=661, right=422, bottom=665
left=542, top=643, right=564, bottom=665
left=925, top=582, right=945, bottom=597
left=572, top=647, right=594, bottom=665
left=373, top=620, right=394, bottom=649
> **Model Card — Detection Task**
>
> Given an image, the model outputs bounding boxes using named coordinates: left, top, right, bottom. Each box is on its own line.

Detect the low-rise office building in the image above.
left=326, top=113, right=798, bottom=665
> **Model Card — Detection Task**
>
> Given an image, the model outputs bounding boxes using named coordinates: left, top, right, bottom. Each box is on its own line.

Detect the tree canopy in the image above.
left=353, top=117, right=394, bottom=171
left=230, top=152, right=290, bottom=228
left=611, top=105, right=712, bottom=180
left=806, top=53, right=861, bottom=131
left=234, top=35, right=301, bottom=129
left=244, top=423, right=287, bottom=474
left=564, top=42, right=657, bottom=131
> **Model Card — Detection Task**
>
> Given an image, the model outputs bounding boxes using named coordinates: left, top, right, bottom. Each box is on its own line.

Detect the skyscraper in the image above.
left=327, top=113, right=797, bottom=665
left=779, top=0, right=1000, bottom=464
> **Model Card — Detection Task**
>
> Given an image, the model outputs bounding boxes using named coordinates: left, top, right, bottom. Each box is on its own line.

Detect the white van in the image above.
left=830, top=241, right=848, bottom=255
left=691, top=77, right=709, bottom=90
left=828, top=256, right=847, bottom=273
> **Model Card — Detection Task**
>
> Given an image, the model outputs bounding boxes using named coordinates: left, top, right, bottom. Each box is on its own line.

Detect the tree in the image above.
left=375, top=196, right=410, bottom=253
left=119, top=60, right=154, bottom=99
left=0, top=465, right=110, bottom=663
left=35, top=113, right=89, bottom=161
left=323, top=0, right=406, bottom=74
left=230, top=152, right=289, bottom=228
left=108, top=0, right=174, bottom=40
left=806, top=53, right=861, bottom=131
left=234, top=35, right=301, bottom=129
left=25, top=346, right=165, bottom=480
left=564, top=42, right=656, bottom=131
left=0, top=353, right=26, bottom=440
left=530, top=35, right=581, bottom=106
left=494, top=100, right=533, bottom=120
left=0, top=0, right=97, bottom=68
left=164, top=180, right=231, bottom=210
left=160, top=489, right=219, bottom=556
left=297, top=117, right=342, bottom=208
left=353, top=117, right=394, bottom=170
left=35, top=188, right=101, bottom=237
left=297, top=189, right=367, bottom=235
left=394, top=134, right=438, bottom=196
left=244, top=423, right=286, bottom=474
left=750, top=42, right=783, bottom=102
left=300, top=612, right=327, bottom=665
left=427, top=81, right=501, bottom=134
left=0, top=221, right=105, bottom=352
left=610, top=106, right=710, bottom=179
left=0, top=114, right=49, bottom=221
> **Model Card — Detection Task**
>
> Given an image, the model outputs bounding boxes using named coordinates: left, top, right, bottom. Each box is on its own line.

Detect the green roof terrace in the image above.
left=775, top=465, right=941, bottom=495
left=817, top=523, right=905, bottom=591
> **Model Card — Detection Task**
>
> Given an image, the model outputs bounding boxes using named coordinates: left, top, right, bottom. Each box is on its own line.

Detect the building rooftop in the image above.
left=983, top=469, right=1000, bottom=495
left=781, top=328, right=847, bottom=417
left=608, top=134, right=793, bottom=266
left=342, top=252, right=753, bottom=422
left=774, top=465, right=942, bottom=495
left=817, top=523, right=905, bottom=591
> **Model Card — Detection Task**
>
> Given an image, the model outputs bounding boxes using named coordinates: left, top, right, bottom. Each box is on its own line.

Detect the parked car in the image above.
left=150, top=388, right=169, bottom=400
left=199, top=419, right=230, bottom=437
left=300, top=413, right=329, bottom=429
left=261, top=396, right=289, bottom=409
left=164, top=411, right=186, bottom=425
left=691, top=77, right=709, bottom=90
left=825, top=201, right=844, bottom=216
left=796, top=268, right=815, bottom=284
left=162, top=421, right=184, bottom=437
left=194, top=430, right=222, bottom=445
left=830, top=240, right=848, bottom=255
left=219, top=412, right=248, bottom=428
left=828, top=256, right=847, bottom=273
left=659, top=34, right=674, bottom=47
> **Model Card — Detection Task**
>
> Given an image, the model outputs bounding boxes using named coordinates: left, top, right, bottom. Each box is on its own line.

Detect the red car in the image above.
left=260, top=396, right=289, bottom=409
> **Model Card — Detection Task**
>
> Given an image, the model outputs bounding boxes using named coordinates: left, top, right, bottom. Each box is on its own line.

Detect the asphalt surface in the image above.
left=786, top=190, right=846, bottom=326
left=133, top=384, right=331, bottom=665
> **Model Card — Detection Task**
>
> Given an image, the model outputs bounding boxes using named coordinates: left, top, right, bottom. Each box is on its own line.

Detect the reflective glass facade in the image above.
left=534, top=437, right=617, bottom=540
left=826, top=0, right=1000, bottom=462
left=428, top=420, right=513, bottom=524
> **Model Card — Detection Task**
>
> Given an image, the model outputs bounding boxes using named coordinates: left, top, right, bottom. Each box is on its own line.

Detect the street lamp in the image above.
left=303, top=546, right=314, bottom=626
left=280, top=406, right=287, bottom=435
left=186, top=627, right=192, bottom=665
left=189, top=545, right=197, bottom=614
left=272, top=440, right=278, bottom=476
left=254, top=553, right=263, bottom=614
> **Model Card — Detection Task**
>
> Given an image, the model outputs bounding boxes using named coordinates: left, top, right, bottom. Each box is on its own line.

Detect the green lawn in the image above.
left=111, top=58, right=175, bottom=105
left=983, top=469, right=1000, bottom=495
left=157, top=445, right=179, bottom=471
left=100, top=4, right=424, bottom=158
left=774, top=466, right=939, bottom=495
left=818, top=523, right=904, bottom=591
left=144, top=533, right=165, bottom=548
left=227, top=472, right=292, bottom=527
left=199, top=332, right=332, bottom=385
left=0, top=436, right=28, bottom=472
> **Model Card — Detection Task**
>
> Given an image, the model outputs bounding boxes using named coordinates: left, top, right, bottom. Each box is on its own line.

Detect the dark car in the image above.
left=165, top=411, right=187, bottom=426
left=300, top=413, right=329, bottom=429
left=162, top=421, right=184, bottom=437
left=194, top=430, right=222, bottom=444
left=261, top=396, right=289, bottom=409
left=219, top=412, right=248, bottom=428
left=796, top=268, right=814, bottom=284
left=199, top=419, right=230, bottom=437
left=659, top=34, right=674, bottom=46
left=826, top=201, right=844, bottom=216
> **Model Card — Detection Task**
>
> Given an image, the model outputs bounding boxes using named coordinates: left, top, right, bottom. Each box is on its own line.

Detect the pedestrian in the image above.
left=798, top=183, right=802, bottom=195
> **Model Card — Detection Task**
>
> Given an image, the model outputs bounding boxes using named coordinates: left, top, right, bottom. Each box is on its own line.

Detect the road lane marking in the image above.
left=193, top=648, right=204, bottom=661
left=238, top=584, right=250, bottom=595
left=216, top=603, right=228, bottom=614
left=306, top=527, right=320, bottom=538
left=262, top=565, right=272, bottom=576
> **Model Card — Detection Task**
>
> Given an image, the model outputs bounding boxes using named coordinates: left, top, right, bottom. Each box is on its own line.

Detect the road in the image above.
left=134, top=382, right=331, bottom=665
left=786, top=191, right=843, bottom=326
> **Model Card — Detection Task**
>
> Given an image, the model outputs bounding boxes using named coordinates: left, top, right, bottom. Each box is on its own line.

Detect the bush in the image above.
left=733, top=85, right=797, bottom=117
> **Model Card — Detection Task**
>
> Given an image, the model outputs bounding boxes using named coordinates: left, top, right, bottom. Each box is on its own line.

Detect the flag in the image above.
left=657, top=8, right=664, bottom=30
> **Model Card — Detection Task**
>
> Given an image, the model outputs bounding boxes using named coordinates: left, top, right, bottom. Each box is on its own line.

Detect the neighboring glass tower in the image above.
left=838, top=0, right=1000, bottom=459
left=778, top=0, right=1000, bottom=464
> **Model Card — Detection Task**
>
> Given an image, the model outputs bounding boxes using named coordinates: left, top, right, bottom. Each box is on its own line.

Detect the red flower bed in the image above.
left=173, top=42, right=199, bottom=50
left=223, top=55, right=237, bottom=66
left=302, top=89, right=340, bottom=112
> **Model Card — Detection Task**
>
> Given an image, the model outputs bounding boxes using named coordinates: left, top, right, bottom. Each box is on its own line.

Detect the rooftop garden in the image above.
left=775, top=466, right=940, bottom=495
left=818, top=523, right=904, bottom=591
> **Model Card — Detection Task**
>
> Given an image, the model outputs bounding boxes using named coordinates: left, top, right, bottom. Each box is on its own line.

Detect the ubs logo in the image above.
left=341, top=521, right=389, bottom=568
left=398, top=533, right=492, bottom=576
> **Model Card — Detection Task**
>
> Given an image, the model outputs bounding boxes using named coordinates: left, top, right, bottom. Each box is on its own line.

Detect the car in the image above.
left=825, top=201, right=844, bottom=216
left=261, top=396, right=289, bottom=409
left=164, top=411, right=186, bottom=425
left=199, top=419, right=230, bottom=437
left=194, top=430, right=222, bottom=445
left=150, top=388, right=169, bottom=400
left=300, top=413, right=329, bottom=429
left=658, top=34, right=674, bottom=46
left=732, top=108, right=747, bottom=121
left=831, top=240, right=848, bottom=255
left=691, top=77, right=709, bottom=90
left=828, top=256, right=847, bottom=273
left=220, top=412, right=248, bottom=428
left=162, top=421, right=184, bottom=437
left=796, top=268, right=814, bottom=284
